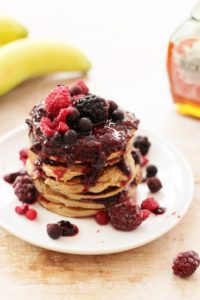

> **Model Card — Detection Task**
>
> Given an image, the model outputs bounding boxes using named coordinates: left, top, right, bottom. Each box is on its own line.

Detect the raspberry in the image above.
left=141, top=197, right=159, bottom=212
left=95, top=211, right=110, bottom=225
left=108, top=201, right=143, bottom=231
left=3, top=170, right=27, bottom=184
left=19, top=148, right=28, bottom=165
left=40, top=108, right=71, bottom=136
left=57, top=220, right=79, bottom=236
left=73, top=94, right=109, bottom=123
left=44, top=85, right=71, bottom=116
left=40, top=117, right=55, bottom=136
left=140, top=156, right=149, bottom=167
left=56, top=121, right=68, bottom=132
left=25, top=208, right=37, bottom=220
left=70, top=80, right=89, bottom=96
left=13, top=175, right=37, bottom=204
left=134, top=136, right=151, bottom=155
left=141, top=209, right=150, bottom=221
left=76, top=80, right=89, bottom=94
left=47, top=224, right=62, bottom=239
left=172, top=251, right=200, bottom=277
left=15, top=203, right=29, bottom=215
left=147, top=177, right=162, bottom=193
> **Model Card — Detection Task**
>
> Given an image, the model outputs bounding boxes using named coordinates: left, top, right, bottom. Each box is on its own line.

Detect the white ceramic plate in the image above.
left=0, top=125, right=194, bottom=255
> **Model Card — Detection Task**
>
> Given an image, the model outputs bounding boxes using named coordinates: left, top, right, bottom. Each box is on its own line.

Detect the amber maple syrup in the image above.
left=167, top=1, right=200, bottom=118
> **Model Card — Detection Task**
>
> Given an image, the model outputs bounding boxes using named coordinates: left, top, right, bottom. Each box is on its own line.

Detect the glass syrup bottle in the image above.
left=167, top=1, right=200, bottom=118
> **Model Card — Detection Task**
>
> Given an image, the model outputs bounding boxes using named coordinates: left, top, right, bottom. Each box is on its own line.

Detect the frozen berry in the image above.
left=140, top=156, right=149, bottom=167
left=172, top=251, right=200, bottom=277
left=108, top=201, right=143, bottom=231
left=13, top=175, right=37, bottom=204
left=74, top=94, right=109, bottom=123
left=112, top=109, right=124, bottom=121
left=95, top=211, right=110, bottom=225
left=134, top=136, right=151, bottom=155
left=63, top=130, right=77, bottom=145
left=44, top=85, right=71, bottom=116
left=40, top=117, right=55, bottom=136
left=66, top=107, right=80, bottom=126
left=47, top=223, right=62, bottom=239
left=70, top=85, right=83, bottom=96
left=15, top=203, right=29, bottom=215
left=3, top=170, right=27, bottom=184
left=56, top=121, right=69, bottom=132
left=74, top=80, right=89, bottom=95
left=108, top=100, right=118, bottom=115
left=147, top=177, right=162, bottom=193
left=154, top=207, right=166, bottom=215
left=25, top=208, right=37, bottom=220
left=57, top=220, right=79, bottom=236
left=19, top=148, right=28, bottom=164
left=79, top=117, right=93, bottom=132
left=141, top=197, right=159, bottom=212
left=51, top=132, right=62, bottom=145
left=141, top=209, right=150, bottom=221
left=146, top=165, right=158, bottom=178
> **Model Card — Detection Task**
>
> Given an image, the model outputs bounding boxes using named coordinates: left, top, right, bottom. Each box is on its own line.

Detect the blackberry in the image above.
left=73, top=94, right=109, bottom=123
left=172, top=251, right=200, bottom=277
left=3, top=170, right=27, bottom=184
left=134, top=136, right=151, bottom=155
left=13, top=174, right=37, bottom=204
left=57, top=220, right=79, bottom=236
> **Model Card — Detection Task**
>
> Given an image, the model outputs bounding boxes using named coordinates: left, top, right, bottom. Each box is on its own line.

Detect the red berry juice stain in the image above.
left=53, top=169, right=65, bottom=180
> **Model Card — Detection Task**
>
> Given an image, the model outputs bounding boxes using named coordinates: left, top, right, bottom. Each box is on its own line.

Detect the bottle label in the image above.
left=172, top=38, right=200, bottom=102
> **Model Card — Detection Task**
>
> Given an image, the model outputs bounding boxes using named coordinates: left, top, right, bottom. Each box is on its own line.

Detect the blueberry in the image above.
left=79, top=117, right=93, bottom=132
left=70, top=85, right=83, bottom=96
left=66, top=107, right=80, bottom=125
left=51, top=132, right=62, bottom=145
left=146, top=165, right=158, bottom=178
left=108, top=100, right=118, bottom=115
left=63, top=130, right=77, bottom=145
left=112, top=109, right=124, bottom=121
left=47, top=224, right=62, bottom=239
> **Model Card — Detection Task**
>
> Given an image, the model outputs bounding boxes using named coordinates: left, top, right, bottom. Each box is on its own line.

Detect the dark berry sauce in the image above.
left=27, top=102, right=139, bottom=185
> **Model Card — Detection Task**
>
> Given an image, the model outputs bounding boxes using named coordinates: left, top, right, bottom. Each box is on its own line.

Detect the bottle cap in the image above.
left=192, top=1, right=200, bottom=20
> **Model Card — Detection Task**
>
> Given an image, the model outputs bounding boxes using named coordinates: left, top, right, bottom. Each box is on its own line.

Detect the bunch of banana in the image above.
left=0, top=17, right=91, bottom=96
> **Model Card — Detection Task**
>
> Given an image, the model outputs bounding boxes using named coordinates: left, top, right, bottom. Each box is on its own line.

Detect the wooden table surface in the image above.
left=0, top=0, right=200, bottom=299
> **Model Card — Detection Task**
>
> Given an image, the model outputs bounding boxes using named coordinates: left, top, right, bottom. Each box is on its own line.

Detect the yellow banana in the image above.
left=0, top=39, right=91, bottom=96
left=0, top=16, right=28, bottom=45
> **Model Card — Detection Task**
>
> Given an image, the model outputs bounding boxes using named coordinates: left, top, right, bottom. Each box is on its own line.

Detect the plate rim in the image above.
left=0, top=124, right=194, bottom=255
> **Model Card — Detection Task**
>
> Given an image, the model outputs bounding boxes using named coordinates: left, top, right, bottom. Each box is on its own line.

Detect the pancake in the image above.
left=26, top=87, right=141, bottom=218
left=38, top=196, right=99, bottom=217
left=34, top=177, right=137, bottom=209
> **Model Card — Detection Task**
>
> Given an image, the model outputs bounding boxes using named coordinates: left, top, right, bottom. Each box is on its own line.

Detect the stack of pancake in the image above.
left=26, top=132, right=142, bottom=218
